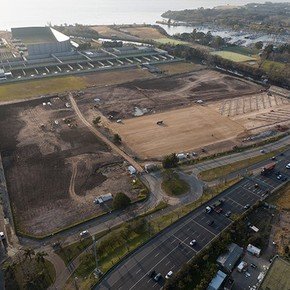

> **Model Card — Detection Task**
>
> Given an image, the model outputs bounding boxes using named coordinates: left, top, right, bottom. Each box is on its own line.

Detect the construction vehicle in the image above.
left=261, top=162, right=276, bottom=175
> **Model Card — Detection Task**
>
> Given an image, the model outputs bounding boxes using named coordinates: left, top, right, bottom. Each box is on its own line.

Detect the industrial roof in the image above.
left=217, top=243, right=243, bottom=272
left=207, top=270, right=227, bottom=290
left=11, top=27, right=69, bottom=45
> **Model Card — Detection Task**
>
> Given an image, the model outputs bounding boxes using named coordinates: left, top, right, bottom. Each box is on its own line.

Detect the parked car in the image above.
left=260, top=149, right=265, bottom=153
left=207, top=220, right=214, bottom=226
left=189, top=239, right=196, bottom=246
left=148, top=270, right=156, bottom=278
left=250, top=263, right=257, bottom=269
left=286, top=163, right=290, bottom=169
left=154, top=273, right=162, bottom=282
left=52, top=242, right=61, bottom=250
left=244, top=204, right=250, bottom=209
left=0, top=232, right=5, bottom=240
left=225, top=211, right=232, bottom=218
left=165, top=271, right=173, bottom=279
left=277, top=174, right=282, bottom=180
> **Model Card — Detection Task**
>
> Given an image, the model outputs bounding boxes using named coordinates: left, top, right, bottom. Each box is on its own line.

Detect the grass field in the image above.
left=199, top=148, right=285, bottom=182
left=270, top=182, right=290, bottom=210
left=125, top=27, right=165, bottom=39
left=260, top=257, right=290, bottom=290
left=262, top=60, right=288, bottom=76
left=111, top=105, right=245, bottom=159
left=154, top=38, right=190, bottom=45
left=0, top=68, right=151, bottom=102
left=0, top=76, right=87, bottom=102
left=211, top=51, right=257, bottom=62
left=157, top=61, right=203, bottom=75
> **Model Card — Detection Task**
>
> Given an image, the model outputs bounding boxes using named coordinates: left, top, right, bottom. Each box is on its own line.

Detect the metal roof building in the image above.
left=11, top=27, right=72, bottom=56
left=207, top=270, right=227, bottom=290
left=217, top=243, right=243, bottom=272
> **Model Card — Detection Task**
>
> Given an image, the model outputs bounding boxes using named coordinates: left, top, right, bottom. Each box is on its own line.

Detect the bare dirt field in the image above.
left=77, top=69, right=263, bottom=120
left=91, top=25, right=139, bottom=41
left=75, top=69, right=273, bottom=159
left=0, top=97, right=138, bottom=236
left=109, top=105, right=245, bottom=159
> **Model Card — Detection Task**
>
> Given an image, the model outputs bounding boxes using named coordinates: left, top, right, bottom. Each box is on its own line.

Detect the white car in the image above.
left=286, top=163, right=290, bottom=169
left=165, top=271, right=173, bottom=279
left=80, top=230, right=89, bottom=237
left=0, top=232, right=5, bottom=240
left=189, top=239, right=197, bottom=246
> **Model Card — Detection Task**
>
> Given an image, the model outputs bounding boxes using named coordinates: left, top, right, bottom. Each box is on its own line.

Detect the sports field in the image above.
left=110, top=105, right=245, bottom=159
left=211, top=51, right=257, bottom=62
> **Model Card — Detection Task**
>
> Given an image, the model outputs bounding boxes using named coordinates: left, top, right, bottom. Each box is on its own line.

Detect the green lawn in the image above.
left=0, top=76, right=87, bottom=102
left=222, top=46, right=258, bottom=55
left=262, top=60, right=287, bottom=74
left=199, top=148, right=285, bottom=182
left=211, top=50, right=257, bottom=62
left=154, top=38, right=190, bottom=45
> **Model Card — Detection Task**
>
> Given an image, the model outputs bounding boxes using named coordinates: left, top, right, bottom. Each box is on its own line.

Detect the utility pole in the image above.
left=92, top=235, right=102, bottom=277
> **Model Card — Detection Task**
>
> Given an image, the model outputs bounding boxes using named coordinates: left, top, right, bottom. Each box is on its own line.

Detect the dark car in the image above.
left=52, top=242, right=61, bottom=250
left=149, top=270, right=156, bottom=278
left=250, top=263, right=257, bottom=269
left=154, top=273, right=162, bottom=282
left=282, top=176, right=288, bottom=182
left=207, top=220, right=214, bottom=226
left=225, top=211, right=232, bottom=218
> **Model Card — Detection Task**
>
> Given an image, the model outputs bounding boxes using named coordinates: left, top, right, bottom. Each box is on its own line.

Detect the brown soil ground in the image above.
left=156, top=62, right=204, bottom=75
left=91, top=26, right=139, bottom=41
left=0, top=97, right=137, bottom=236
left=109, top=105, right=245, bottom=159
left=77, top=69, right=263, bottom=121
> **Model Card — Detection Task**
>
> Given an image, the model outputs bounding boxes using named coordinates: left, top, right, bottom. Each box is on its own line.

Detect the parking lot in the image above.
left=96, top=152, right=290, bottom=290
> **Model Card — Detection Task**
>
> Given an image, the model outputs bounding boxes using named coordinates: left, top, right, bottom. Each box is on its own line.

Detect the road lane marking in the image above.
left=129, top=245, right=180, bottom=290
left=191, top=220, right=216, bottom=236
left=166, top=261, right=171, bottom=266
left=155, top=253, right=160, bottom=258
left=136, top=269, right=141, bottom=274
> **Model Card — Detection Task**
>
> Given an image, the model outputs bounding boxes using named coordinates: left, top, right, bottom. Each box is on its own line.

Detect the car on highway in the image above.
left=148, top=270, right=156, bottom=278
left=244, top=204, right=250, bottom=209
left=165, top=271, right=173, bottom=279
left=286, top=163, right=290, bottom=169
left=189, top=239, right=197, bottom=246
left=225, top=211, right=232, bottom=218
left=154, top=273, right=162, bottom=282
left=207, top=220, right=214, bottom=226
left=80, top=230, right=89, bottom=237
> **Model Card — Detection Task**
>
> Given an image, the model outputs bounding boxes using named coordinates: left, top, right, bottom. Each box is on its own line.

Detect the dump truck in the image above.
left=261, top=162, right=276, bottom=175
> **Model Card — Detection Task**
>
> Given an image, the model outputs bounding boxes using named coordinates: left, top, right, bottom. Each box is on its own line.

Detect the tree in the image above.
left=23, top=248, right=35, bottom=261
left=93, top=116, right=101, bottom=125
left=113, top=192, right=131, bottom=210
left=255, top=41, right=263, bottom=50
left=162, top=153, right=179, bottom=169
left=36, top=251, right=48, bottom=266
left=113, top=134, right=122, bottom=144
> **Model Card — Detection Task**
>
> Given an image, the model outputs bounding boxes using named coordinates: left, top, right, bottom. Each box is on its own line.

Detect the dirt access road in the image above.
left=69, top=94, right=143, bottom=172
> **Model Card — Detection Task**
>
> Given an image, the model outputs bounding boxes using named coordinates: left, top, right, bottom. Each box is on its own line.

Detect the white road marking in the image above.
left=165, top=261, right=171, bottom=266
left=191, top=220, right=216, bottom=236
left=136, top=269, right=141, bottom=274
left=227, top=197, right=244, bottom=207
left=155, top=253, right=160, bottom=258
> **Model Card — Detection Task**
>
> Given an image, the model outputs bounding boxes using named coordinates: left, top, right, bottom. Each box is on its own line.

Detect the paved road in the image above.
left=182, top=135, right=290, bottom=174
left=69, top=94, right=143, bottom=173
left=96, top=152, right=290, bottom=290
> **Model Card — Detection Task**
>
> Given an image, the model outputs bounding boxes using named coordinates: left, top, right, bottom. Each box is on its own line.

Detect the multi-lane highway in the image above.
left=96, top=151, right=290, bottom=290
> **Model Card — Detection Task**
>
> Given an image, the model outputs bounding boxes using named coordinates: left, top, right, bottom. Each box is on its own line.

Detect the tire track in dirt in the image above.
left=69, top=94, right=143, bottom=173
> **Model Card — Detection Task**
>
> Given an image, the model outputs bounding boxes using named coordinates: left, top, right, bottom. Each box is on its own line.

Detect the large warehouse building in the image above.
left=11, top=27, right=72, bottom=56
